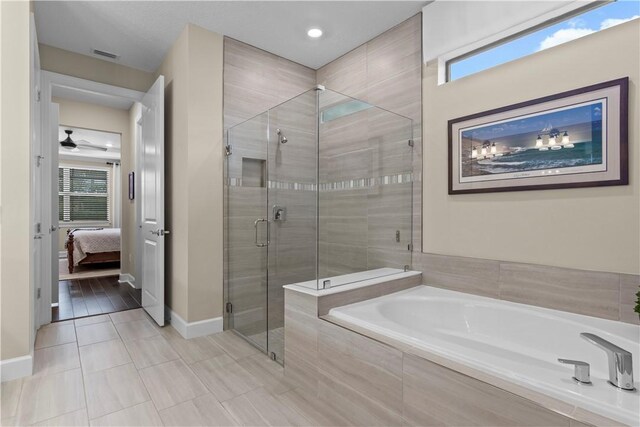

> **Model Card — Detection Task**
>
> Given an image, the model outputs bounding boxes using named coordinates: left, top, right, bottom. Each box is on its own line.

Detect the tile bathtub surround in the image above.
left=9, top=308, right=352, bottom=427
left=283, top=286, right=621, bottom=427
left=413, top=252, right=640, bottom=324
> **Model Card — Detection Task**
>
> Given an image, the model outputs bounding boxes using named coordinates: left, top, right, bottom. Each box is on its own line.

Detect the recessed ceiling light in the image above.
left=307, top=28, right=323, bottom=38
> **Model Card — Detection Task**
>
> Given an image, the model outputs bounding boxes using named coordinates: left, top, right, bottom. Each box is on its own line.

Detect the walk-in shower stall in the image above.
left=224, top=87, right=413, bottom=363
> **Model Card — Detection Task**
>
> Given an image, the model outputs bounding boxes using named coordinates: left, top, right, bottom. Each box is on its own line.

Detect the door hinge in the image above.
left=225, top=302, right=233, bottom=314
left=225, top=145, right=232, bottom=156
left=36, top=223, right=42, bottom=234
left=407, top=243, right=413, bottom=251
left=408, top=139, right=414, bottom=147
left=35, top=155, right=44, bottom=167
left=36, top=89, right=41, bottom=102
left=37, top=288, right=41, bottom=299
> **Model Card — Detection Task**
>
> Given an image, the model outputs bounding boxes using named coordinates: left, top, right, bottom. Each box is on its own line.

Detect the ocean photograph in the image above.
left=460, top=101, right=604, bottom=179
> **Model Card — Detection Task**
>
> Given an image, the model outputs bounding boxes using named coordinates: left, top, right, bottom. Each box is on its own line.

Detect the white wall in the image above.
left=422, top=20, right=640, bottom=274
left=422, top=0, right=595, bottom=63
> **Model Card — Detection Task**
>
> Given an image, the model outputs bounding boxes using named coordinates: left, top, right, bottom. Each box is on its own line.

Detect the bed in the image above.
left=66, top=228, right=121, bottom=274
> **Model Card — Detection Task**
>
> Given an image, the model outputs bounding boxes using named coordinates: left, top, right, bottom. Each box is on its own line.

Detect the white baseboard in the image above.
left=164, top=306, right=223, bottom=339
left=1, top=354, right=33, bottom=382
left=58, top=251, right=67, bottom=259
left=118, top=273, right=137, bottom=289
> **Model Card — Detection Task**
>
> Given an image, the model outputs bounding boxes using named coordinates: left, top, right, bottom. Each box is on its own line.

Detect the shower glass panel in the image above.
left=317, top=90, right=413, bottom=288
left=266, top=90, right=318, bottom=362
left=225, top=87, right=412, bottom=362
left=226, top=111, right=269, bottom=352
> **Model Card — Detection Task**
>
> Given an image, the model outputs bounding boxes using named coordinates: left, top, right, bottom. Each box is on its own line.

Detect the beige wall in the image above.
left=40, top=44, right=155, bottom=93
left=54, top=97, right=136, bottom=276
left=1, top=0, right=32, bottom=361
left=157, top=25, right=190, bottom=320
left=157, top=24, right=224, bottom=322
left=423, top=21, right=640, bottom=275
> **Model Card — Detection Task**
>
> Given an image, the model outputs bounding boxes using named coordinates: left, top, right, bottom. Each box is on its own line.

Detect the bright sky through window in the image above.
left=449, top=1, right=640, bottom=81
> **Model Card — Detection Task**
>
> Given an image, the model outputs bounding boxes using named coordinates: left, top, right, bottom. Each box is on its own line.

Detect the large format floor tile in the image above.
left=190, top=353, right=261, bottom=402
left=33, top=342, right=80, bottom=377
left=223, top=387, right=311, bottom=426
left=84, top=363, right=150, bottom=419
left=114, top=319, right=159, bottom=341
left=79, top=339, right=132, bottom=374
left=164, top=333, right=225, bottom=364
left=14, top=368, right=85, bottom=425
left=124, top=335, right=180, bottom=369
left=89, top=401, right=162, bottom=427
left=109, top=308, right=148, bottom=324
left=209, top=330, right=261, bottom=360
left=74, top=314, right=110, bottom=328
left=139, top=359, right=208, bottom=410
left=34, top=322, right=76, bottom=349
left=32, top=409, right=89, bottom=426
left=76, top=322, right=119, bottom=347
left=0, top=379, right=23, bottom=421
left=158, top=393, right=239, bottom=426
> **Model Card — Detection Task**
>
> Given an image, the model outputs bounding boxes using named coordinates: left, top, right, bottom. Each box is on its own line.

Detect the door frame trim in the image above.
left=38, top=71, right=144, bottom=328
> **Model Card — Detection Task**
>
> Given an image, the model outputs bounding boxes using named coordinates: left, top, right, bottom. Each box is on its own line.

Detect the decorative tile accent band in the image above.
left=227, top=173, right=413, bottom=191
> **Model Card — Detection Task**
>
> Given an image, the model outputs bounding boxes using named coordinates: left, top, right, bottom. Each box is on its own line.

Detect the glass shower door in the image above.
left=226, top=112, right=269, bottom=352
left=266, top=90, right=318, bottom=363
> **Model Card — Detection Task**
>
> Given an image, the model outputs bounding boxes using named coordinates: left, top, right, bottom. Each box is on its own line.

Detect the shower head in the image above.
left=277, top=128, right=288, bottom=144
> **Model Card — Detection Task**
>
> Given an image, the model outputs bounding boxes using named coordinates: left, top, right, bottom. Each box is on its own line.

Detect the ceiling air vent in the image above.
left=92, top=48, right=119, bottom=60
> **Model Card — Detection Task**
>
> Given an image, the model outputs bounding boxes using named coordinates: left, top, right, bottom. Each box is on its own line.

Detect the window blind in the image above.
left=58, top=166, right=110, bottom=222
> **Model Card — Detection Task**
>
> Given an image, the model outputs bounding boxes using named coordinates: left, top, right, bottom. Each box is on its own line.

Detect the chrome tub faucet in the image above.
left=581, top=332, right=635, bottom=391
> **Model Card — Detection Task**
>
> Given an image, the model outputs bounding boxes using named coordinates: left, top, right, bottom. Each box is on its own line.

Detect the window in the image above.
left=448, top=1, right=639, bottom=81
left=59, top=166, right=111, bottom=223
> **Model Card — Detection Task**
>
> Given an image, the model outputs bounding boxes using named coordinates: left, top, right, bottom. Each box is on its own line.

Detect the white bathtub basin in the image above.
left=328, top=286, right=640, bottom=425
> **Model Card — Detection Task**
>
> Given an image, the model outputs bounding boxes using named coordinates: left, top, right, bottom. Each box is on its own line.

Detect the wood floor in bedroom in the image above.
left=52, top=276, right=142, bottom=322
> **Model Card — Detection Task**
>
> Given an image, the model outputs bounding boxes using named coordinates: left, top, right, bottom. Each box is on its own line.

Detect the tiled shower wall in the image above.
left=223, top=13, right=423, bottom=334
left=223, top=38, right=316, bottom=335
left=316, top=14, right=423, bottom=276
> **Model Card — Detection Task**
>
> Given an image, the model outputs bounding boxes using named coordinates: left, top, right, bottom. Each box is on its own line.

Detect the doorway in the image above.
left=38, top=71, right=166, bottom=328
left=53, top=122, right=141, bottom=321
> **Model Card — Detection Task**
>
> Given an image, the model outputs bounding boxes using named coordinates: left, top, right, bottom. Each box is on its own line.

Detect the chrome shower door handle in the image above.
left=254, top=218, right=269, bottom=247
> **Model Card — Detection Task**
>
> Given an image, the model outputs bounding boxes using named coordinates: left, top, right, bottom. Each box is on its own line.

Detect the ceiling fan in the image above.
left=59, top=129, right=108, bottom=151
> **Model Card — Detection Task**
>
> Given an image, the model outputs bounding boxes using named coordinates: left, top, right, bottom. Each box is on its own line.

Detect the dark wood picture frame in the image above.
left=448, top=77, right=628, bottom=194
left=129, top=171, right=135, bottom=200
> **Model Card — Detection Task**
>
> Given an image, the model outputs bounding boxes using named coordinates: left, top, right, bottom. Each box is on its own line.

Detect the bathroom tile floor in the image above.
left=1, top=310, right=349, bottom=426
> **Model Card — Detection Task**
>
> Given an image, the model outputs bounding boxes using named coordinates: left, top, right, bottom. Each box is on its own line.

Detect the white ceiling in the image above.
left=34, top=1, right=428, bottom=71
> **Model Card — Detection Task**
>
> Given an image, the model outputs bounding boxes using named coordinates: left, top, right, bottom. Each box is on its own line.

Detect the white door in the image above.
left=50, top=103, right=59, bottom=307
left=30, top=13, right=43, bottom=335
left=140, top=76, right=166, bottom=326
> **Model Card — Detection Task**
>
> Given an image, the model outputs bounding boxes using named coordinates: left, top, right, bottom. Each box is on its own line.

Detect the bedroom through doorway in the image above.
left=51, top=91, right=141, bottom=322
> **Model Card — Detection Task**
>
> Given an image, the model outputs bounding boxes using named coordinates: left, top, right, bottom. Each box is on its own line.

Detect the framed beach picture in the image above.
left=448, top=78, right=628, bottom=194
